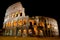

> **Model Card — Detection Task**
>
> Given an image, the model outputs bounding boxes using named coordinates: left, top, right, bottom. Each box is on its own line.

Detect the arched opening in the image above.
left=20, top=13, right=22, bottom=16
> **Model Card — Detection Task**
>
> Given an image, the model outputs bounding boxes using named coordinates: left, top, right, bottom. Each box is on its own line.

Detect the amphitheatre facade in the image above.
left=3, top=2, right=59, bottom=37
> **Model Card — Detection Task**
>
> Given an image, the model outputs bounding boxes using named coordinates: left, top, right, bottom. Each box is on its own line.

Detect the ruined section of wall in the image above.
left=45, top=17, right=59, bottom=36
left=3, top=2, right=25, bottom=24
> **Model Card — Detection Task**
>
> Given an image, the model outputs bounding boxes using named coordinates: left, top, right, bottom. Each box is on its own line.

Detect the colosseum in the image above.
left=3, top=2, right=59, bottom=37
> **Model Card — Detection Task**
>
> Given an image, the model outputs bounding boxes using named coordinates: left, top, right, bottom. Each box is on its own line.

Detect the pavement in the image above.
left=0, top=36, right=60, bottom=40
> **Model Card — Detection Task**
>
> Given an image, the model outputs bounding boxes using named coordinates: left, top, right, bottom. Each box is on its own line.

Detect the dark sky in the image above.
left=0, top=0, right=60, bottom=34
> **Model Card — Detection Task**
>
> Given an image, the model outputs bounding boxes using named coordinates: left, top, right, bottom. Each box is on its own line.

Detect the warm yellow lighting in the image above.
left=19, top=30, right=21, bottom=32
left=14, top=11, right=19, bottom=17
left=23, top=29, right=27, bottom=33
left=34, top=25, right=37, bottom=31
left=13, top=20, right=17, bottom=27
left=10, top=22, right=13, bottom=27
left=39, top=30, right=43, bottom=33
left=6, top=22, right=8, bottom=27
left=6, top=22, right=11, bottom=27
left=29, top=19, right=34, bottom=25
left=16, top=11, right=19, bottom=14
left=34, top=25, right=38, bottom=35
left=23, top=19, right=27, bottom=24
left=47, top=24, right=51, bottom=28
left=39, top=22, right=45, bottom=27
left=18, top=20, right=23, bottom=26
left=12, top=14, right=15, bottom=18
left=8, top=22, right=11, bottom=27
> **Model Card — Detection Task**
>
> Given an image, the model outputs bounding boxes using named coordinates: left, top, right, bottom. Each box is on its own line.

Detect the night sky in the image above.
left=0, top=0, right=60, bottom=35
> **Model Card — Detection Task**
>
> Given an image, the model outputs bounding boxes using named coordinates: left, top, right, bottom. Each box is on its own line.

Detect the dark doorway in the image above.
left=20, top=13, right=22, bottom=16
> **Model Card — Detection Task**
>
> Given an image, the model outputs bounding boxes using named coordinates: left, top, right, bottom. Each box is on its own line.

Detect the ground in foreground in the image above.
left=0, top=36, right=60, bottom=40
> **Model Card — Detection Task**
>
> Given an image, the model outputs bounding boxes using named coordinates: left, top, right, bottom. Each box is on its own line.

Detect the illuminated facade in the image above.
left=3, top=2, right=59, bottom=37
